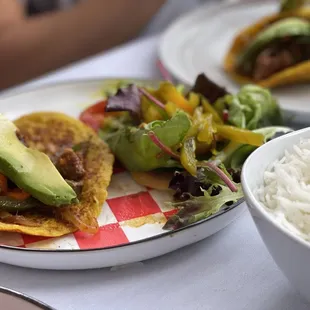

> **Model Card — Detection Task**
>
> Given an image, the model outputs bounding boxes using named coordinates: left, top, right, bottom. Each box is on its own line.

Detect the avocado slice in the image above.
left=0, top=114, right=77, bottom=207
left=280, top=0, right=306, bottom=12
left=237, top=17, right=310, bottom=72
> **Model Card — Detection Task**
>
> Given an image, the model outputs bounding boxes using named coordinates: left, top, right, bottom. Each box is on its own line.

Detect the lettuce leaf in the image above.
left=103, top=111, right=191, bottom=171
left=169, top=166, right=240, bottom=201
left=280, top=0, right=306, bottom=12
left=215, top=85, right=283, bottom=130
left=163, top=183, right=244, bottom=230
left=105, top=84, right=141, bottom=121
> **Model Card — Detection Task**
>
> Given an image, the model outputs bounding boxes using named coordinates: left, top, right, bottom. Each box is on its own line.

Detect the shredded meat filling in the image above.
left=249, top=38, right=310, bottom=81
left=56, top=148, right=85, bottom=182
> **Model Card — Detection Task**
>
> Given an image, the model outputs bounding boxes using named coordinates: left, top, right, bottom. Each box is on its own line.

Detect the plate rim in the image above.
left=0, top=77, right=169, bottom=99
left=0, top=286, right=55, bottom=310
left=0, top=77, right=244, bottom=253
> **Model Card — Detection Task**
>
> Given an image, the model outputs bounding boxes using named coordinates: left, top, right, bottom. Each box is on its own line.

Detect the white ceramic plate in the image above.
left=159, top=0, right=310, bottom=124
left=0, top=287, right=54, bottom=310
left=0, top=78, right=245, bottom=270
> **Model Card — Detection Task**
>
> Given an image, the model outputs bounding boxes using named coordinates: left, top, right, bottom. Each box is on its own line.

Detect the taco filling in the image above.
left=236, top=17, right=310, bottom=82
left=0, top=112, right=114, bottom=237
left=249, top=36, right=310, bottom=81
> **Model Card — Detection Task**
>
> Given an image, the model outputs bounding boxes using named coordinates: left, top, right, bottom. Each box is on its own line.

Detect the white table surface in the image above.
left=1, top=36, right=310, bottom=310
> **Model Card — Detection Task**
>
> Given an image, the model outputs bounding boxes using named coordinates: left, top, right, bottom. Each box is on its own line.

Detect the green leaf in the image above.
left=163, top=183, right=244, bottom=230
left=104, top=111, right=191, bottom=171
left=229, top=145, right=257, bottom=169
left=225, top=96, right=247, bottom=128
left=215, top=84, right=283, bottom=130
left=280, top=0, right=307, bottom=12
left=98, top=112, right=133, bottom=141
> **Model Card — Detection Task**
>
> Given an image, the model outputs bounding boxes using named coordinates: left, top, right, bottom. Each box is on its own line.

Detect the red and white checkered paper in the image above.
left=0, top=166, right=178, bottom=250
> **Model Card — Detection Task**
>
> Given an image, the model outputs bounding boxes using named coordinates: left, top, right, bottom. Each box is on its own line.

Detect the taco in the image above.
left=0, top=112, right=114, bottom=237
left=224, top=6, right=310, bottom=88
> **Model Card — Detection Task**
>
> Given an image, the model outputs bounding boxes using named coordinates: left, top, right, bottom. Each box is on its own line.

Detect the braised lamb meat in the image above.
left=252, top=38, right=310, bottom=81
left=55, top=148, right=85, bottom=181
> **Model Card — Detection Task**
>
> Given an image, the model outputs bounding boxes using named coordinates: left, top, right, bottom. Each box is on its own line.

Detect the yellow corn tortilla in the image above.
left=0, top=112, right=114, bottom=237
left=224, top=8, right=310, bottom=88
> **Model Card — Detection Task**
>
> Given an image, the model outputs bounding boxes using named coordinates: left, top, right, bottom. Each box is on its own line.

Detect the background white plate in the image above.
left=0, top=287, right=54, bottom=310
left=159, top=0, right=310, bottom=125
left=0, top=79, right=245, bottom=270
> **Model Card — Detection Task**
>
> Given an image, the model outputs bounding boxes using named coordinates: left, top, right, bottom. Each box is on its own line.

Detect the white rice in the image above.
left=256, top=138, right=310, bottom=242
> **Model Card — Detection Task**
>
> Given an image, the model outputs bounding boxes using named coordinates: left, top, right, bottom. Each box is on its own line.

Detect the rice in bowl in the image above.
left=256, top=138, right=310, bottom=242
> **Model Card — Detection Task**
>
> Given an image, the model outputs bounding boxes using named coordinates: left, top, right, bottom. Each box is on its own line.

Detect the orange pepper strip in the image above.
left=7, top=189, right=31, bottom=201
left=156, top=82, right=194, bottom=115
left=0, top=174, right=8, bottom=195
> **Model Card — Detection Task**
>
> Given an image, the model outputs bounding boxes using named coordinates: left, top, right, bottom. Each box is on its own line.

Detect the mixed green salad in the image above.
left=79, top=74, right=292, bottom=230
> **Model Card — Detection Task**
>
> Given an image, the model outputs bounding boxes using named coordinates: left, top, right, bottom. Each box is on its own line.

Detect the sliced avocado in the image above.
left=237, top=17, right=310, bottom=71
left=0, top=114, right=77, bottom=207
left=280, top=0, right=306, bottom=12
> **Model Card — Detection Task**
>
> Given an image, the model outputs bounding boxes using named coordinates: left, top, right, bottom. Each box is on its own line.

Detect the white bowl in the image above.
left=242, top=127, right=310, bottom=303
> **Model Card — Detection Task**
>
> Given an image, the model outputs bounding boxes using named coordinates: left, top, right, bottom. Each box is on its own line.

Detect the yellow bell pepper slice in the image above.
left=188, top=92, right=200, bottom=109
left=197, top=114, right=216, bottom=144
left=216, top=125, right=264, bottom=147
left=180, top=137, right=197, bottom=176
left=141, top=96, right=165, bottom=123
left=165, top=101, right=178, bottom=118
left=156, top=82, right=194, bottom=115
left=201, top=98, right=223, bottom=124
left=185, top=107, right=202, bottom=138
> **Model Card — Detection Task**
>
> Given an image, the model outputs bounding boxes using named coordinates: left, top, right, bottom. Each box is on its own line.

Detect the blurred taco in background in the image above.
left=0, top=112, right=114, bottom=237
left=224, top=3, right=310, bottom=88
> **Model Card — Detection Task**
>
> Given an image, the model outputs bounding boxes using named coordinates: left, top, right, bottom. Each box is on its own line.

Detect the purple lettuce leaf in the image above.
left=190, top=73, right=230, bottom=104
left=105, top=84, right=141, bottom=120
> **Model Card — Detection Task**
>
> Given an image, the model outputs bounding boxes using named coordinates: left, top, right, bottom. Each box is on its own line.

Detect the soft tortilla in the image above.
left=0, top=112, right=114, bottom=237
